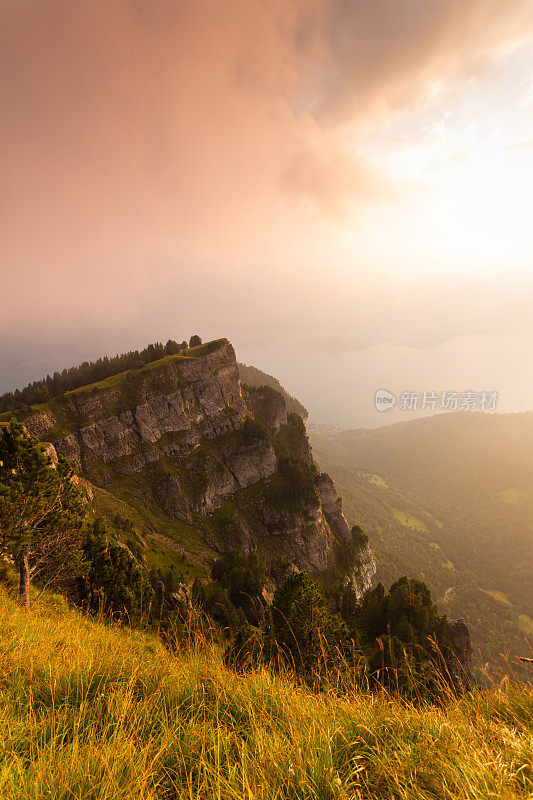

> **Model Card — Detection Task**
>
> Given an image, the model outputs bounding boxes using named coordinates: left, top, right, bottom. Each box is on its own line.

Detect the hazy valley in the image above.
left=311, top=412, right=533, bottom=671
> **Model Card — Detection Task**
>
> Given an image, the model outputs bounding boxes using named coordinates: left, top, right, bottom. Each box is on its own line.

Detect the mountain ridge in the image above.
left=17, top=338, right=374, bottom=598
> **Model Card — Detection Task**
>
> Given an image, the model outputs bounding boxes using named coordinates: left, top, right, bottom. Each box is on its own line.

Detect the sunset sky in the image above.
left=1, top=0, right=533, bottom=426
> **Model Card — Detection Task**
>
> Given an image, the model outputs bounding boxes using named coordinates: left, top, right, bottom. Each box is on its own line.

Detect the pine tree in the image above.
left=0, top=422, right=85, bottom=608
left=80, top=518, right=153, bottom=618
left=270, top=572, right=347, bottom=673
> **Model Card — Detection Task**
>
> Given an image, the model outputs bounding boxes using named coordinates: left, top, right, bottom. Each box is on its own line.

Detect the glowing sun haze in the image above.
left=1, top=0, right=532, bottom=425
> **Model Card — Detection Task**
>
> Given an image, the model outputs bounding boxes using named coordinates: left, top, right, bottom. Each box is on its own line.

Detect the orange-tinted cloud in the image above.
left=0, top=0, right=531, bottom=345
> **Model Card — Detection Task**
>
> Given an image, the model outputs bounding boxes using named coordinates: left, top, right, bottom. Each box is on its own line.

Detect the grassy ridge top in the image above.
left=65, top=337, right=230, bottom=397
left=1, top=588, right=532, bottom=799
left=0, top=339, right=230, bottom=421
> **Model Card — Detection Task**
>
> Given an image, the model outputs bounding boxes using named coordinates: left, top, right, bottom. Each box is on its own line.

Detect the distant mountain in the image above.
left=238, top=363, right=308, bottom=419
left=310, top=412, right=533, bottom=672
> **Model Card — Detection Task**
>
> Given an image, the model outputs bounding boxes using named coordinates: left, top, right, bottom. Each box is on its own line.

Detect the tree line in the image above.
left=192, top=551, right=456, bottom=696
left=0, top=335, right=203, bottom=413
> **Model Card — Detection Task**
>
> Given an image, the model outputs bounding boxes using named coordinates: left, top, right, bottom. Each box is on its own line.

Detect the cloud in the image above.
left=0, top=0, right=531, bottom=346
left=283, top=128, right=391, bottom=214
left=314, top=0, right=533, bottom=118
left=505, top=139, right=533, bottom=152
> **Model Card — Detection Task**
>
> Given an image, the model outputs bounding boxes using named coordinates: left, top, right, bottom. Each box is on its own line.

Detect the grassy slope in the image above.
left=1, top=587, right=533, bottom=799
left=87, top=485, right=207, bottom=580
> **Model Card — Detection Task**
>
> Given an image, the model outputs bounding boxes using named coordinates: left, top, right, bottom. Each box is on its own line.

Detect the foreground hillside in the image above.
left=310, top=413, right=533, bottom=671
left=1, top=588, right=532, bottom=799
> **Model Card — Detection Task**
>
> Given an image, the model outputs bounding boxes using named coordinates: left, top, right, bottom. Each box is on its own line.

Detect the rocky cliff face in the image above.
left=26, top=341, right=246, bottom=475
left=24, top=339, right=375, bottom=594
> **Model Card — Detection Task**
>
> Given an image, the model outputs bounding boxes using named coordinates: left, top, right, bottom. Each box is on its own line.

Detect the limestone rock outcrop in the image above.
left=26, top=342, right=246, bottom=475
left=23, top=338, right=375, bottom=593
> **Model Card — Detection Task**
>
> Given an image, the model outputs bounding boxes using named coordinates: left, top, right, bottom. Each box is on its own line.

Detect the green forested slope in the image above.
left=310, top=412, right=533, bottom=671
left=237, top=362, right=308, bottom=418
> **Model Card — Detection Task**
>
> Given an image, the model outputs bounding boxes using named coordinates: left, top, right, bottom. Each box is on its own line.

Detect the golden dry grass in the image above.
left=0, top=588, right=532, bottom=799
